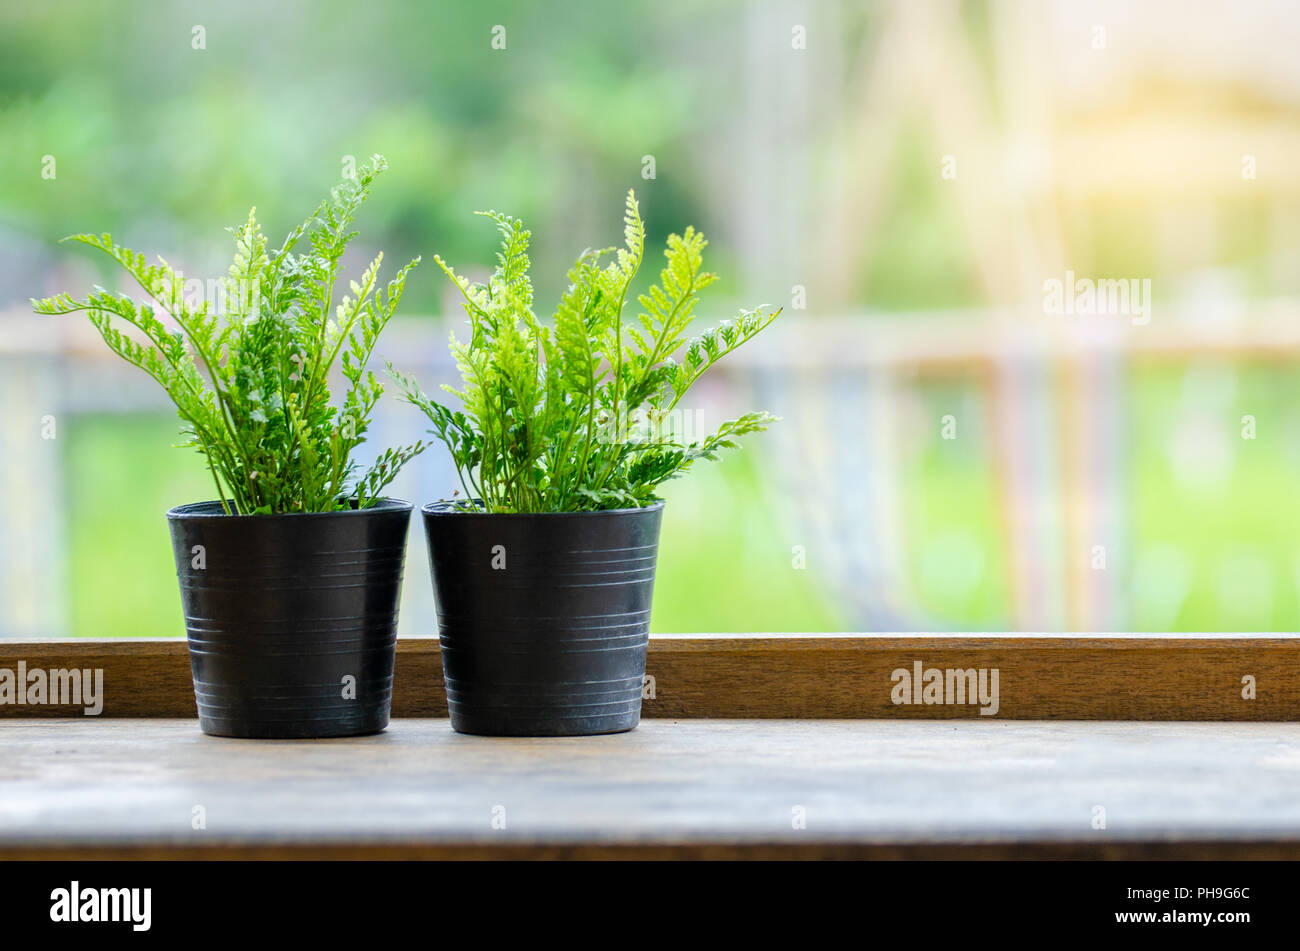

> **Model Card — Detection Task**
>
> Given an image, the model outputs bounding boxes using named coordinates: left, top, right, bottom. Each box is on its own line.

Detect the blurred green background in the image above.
left=2, top=0, right=1298, bottom=636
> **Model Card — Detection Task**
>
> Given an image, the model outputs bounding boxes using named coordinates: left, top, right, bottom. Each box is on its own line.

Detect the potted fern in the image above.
left=33, top=155, right=425, bottom=739
left=394, top=192, right=779, bottom=736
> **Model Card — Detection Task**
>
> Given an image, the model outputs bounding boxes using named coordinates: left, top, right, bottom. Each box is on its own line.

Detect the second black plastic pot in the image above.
left=423, top=500, right=664, bottom=736
left=167, top=499, right=413, bottom=739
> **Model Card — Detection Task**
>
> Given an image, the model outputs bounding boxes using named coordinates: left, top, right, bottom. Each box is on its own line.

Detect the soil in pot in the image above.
left=422, top=500, right=664, bottom=736
left=167, top=499, right=413, bottom=739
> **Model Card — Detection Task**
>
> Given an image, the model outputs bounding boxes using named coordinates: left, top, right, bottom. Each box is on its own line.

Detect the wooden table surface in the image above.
left=2, top=719, right=1299, bottom=859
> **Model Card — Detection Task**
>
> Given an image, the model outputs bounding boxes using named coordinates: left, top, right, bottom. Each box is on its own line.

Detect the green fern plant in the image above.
left=32, top=154, right=425, bottom=514
left=392, top=190, right=779, bottom=513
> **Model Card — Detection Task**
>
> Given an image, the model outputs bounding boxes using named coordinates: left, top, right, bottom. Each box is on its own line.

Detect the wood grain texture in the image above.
left=1, top=719, right=1298, bottom=860
left=0, top=634, right=1296, bottom=720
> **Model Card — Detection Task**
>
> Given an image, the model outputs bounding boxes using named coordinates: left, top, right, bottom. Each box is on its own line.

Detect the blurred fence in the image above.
left=751, top=301, right=1300, bottom=632
left=2, top=300, right=1298, bottom=638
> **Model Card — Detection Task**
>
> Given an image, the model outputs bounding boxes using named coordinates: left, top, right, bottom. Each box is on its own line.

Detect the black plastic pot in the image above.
left=422, top=500, right=664, bottom=736
left=167, top=499, right=413, bottom=739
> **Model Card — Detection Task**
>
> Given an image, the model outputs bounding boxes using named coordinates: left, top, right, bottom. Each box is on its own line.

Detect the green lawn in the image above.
left=63, top=414, right=211, bottom=639
left=62, top=363, right=1300, bottom=637
left=897, top=378, right=1013, bottom=629
left=1128, top=362, right=1300, bottom=631
left=61, top=414, right=846, bottom=637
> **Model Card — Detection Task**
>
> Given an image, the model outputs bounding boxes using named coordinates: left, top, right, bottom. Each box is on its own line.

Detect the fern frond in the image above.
left=35, top=154, right=420, bottom=514
left=400, top=190, right=779, bottom=512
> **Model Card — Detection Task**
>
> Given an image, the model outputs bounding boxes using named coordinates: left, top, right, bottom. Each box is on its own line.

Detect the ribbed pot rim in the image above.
left=422, top=499, right=665, bottom=519
left=167, top=498, right=413, bottom=521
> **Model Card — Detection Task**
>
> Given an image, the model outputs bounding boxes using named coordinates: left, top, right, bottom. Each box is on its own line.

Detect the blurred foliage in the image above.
left=861, top=125, right=983, bottom=310
left=0, top=0, right=753, bottom=310
left=1129, top=363, right=1300, bottom=631
left=7, top=0, right=1300, bottom=634
left=64, top=413, right=843, bottom=636
left=63, top=413, right=209, bottom=638
left=899, top=378, right=1012, bottom=628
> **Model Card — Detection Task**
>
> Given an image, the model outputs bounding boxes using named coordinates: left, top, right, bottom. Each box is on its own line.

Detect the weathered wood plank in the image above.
left=5, top=842, right=1299, bottom=860
left=1, top=719, right=1298, bottom=860
left=0, top=634, right=1296, bottom=720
